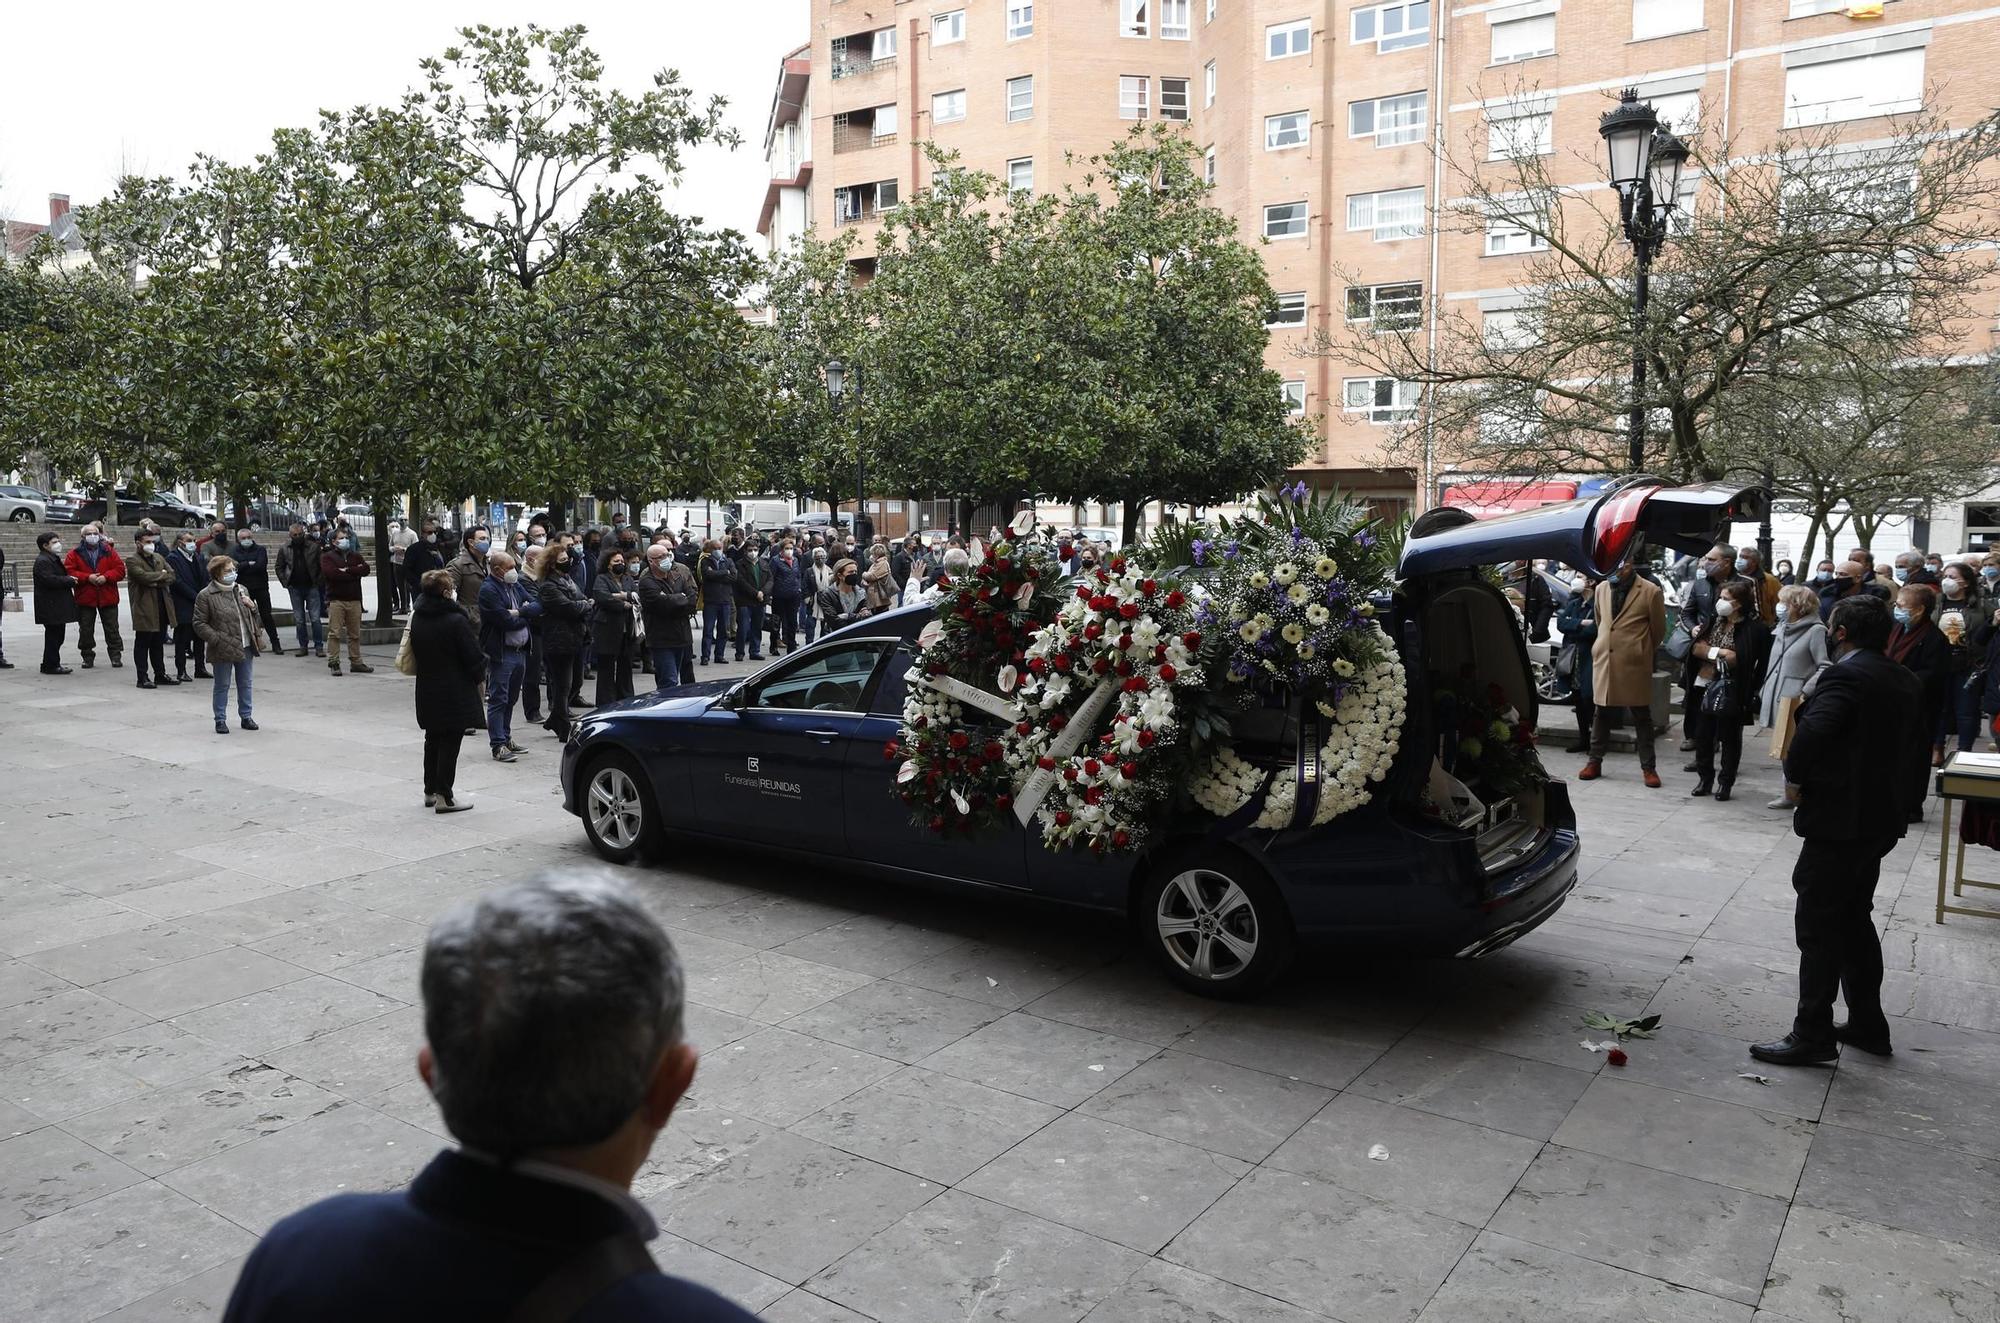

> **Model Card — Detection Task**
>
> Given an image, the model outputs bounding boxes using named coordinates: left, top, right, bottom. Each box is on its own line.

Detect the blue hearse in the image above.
left=562, top=481, right=1762, bottom=995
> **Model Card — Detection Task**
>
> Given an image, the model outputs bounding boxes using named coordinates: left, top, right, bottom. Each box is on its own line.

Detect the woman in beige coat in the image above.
left=193, top=555, right=263, bottom=735
left=1578, top=560, right=1666, bottom=786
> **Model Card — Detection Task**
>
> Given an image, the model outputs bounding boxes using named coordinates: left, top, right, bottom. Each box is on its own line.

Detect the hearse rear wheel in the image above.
left=1138, top=848, right=1294, bottom=998
left=580, top=750, right=664, bottom=865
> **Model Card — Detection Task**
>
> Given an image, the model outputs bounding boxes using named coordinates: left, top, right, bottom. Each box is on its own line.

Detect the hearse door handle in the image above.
left=805, top=728, right=840, bottom=744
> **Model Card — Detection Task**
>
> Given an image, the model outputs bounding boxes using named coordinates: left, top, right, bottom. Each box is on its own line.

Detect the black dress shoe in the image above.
left=80, top=656, right=94, bottom=668
left=1683, top=762, right=1700, bottom=774
left=110, top=656, right=124, bottom=668
left=136, top=679, right=156, bottom=690
left=194, top=667, right=212, bottom=679
left=157, top=674, right=180, bottom=685
left=1834, top=1022, right=1893, bottom=1056
left=1749, top=1033, right=1838, bottom=1066
left=1690, top=780, right=1712, bottom=798
left=0, top=658, right=13, bottom=669
left=41, top=665, right=73, bottom=675
left=1714, top=784, right=1732, bottom=802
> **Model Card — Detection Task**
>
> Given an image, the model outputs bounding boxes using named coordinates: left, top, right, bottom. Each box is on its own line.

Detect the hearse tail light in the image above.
left=1588, top=486, right=1654, bottom=575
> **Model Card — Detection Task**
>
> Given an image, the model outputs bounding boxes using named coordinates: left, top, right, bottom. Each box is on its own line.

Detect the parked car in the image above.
left=232, top=498, right=303, bottom=531
left=555, top=478, right=1767, bottom=995
left=0, top=485, right=50, bottom=522
left=74, top=487, right=215, bottom=528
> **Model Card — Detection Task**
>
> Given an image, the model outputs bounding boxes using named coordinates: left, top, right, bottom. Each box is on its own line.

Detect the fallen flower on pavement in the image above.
left=1606, top=1048, right=1628, bottom=1067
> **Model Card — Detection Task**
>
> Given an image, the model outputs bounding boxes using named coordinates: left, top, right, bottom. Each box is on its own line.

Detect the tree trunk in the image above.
left=955, top=497, right=975, bottom=540
left=1120, top=498, right=1147, bottom=550
left=371, top=497, right=396, bottom=626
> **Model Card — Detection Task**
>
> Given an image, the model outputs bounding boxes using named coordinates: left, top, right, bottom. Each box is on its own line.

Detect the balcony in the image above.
left=832, top=28, right=898, bottom=81
left=835, top=180, right=899, bottom=227
left=833, top=106, right=898, bottom=154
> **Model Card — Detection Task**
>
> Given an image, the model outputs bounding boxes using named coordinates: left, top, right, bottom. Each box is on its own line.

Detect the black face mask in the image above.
left=844, top=573, right=860, bottom=587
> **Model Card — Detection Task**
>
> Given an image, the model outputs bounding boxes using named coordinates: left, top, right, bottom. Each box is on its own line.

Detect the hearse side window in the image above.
left=749, top=641, right=894, bottom=712
left=872, top=647, right=1011, bottom=732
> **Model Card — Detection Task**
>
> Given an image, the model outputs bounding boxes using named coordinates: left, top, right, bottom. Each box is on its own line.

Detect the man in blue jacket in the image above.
left=221, top=874, right=757, bottom=1323
left=477, top=551, right=538, bottom=764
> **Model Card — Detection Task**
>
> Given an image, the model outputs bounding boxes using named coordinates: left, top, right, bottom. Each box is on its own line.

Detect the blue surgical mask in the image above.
left=1775, top=603, right=1789, bottom=621
left=1893, top=606, right=1911, bottom=625
left=1893, top=567, right=1909, bottom=584
left=1734, top=557, right=1749, bottom=573
left=1814, top=571, right=1833, bottom=583
left=222, top=571, right=239, bottom=586
left=1984, top=567, right=1999, bottom=582
left=83, top=533, right=100, bottom=546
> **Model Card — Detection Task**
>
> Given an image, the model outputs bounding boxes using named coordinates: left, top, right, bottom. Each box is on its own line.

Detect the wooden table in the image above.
left=1936, top=752, right=2000, bottom=924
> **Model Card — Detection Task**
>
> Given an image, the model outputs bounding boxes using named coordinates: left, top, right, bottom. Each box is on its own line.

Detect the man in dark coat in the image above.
left=407, top=571, right=485, bottom=812
left=1752, top=594, right=1925, bottom=1066
left=699, top=542, right=736, bottom=665
left=731, top=542, right=770, bottom=663
left=229, top=528, right=285, bottom=655
left=167, top=530, right=211, bottom=679
left=1885, top=582, right=1950, bottom=822
left=767, top=538, right=805, bottom=656
left=31, top=531, right=78, bottom=674
left=275, top=524, right=325, bottom=657
left=637, top=545, right=697, bottom=687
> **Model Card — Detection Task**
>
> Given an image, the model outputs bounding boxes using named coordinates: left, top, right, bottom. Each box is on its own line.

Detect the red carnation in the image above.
left=1028, top=658, right=1048, bottom=676
left=1118, top=602, right=1140, bottom=620
left=1050, top=714, right=1067, bottom=731
left=1165, top=590, right=1185, bottom=608
left=996, top=557, right=1011, bottom=571
left=1138, top=729, right=1156, bottom=747
left=1084, top=623, right=1103, bottom=640
left=1096, top=569, right=1111, bottom=583
left=1037, top=755, right=1056, bottom=770
left=1090, top=595, right=1112, bottom=612
left=1017, top=721, right=1033, bottom=736
left=1607, top=1047, right=1629, bottom=1067
left=1111, top=557, right=1127, bottom=573
left=1183, top=631, right=1203, bottom=648
left=1093, top=657, right=1112, bottom=674
left=1084, top=786, right=1103, bottom=805
left=957, top=591, right=974, bottom=607
left=1122, top=676, right=1147, bottom=693
left=883, top=741, right=900, bottom=761
left=1153, top=644, right=1168, bottom=661
left=1052, top=655, right=1072, bottom=672
left=948, top=731, right=970, bottom=751
left=977, top=587, right=994, bottom=602
left=1158, top=664, right=1178, bottom=682
left=1054, top=810, right=1072, bottom=826
left=1062, top=766, right=1078, bottom=781
left=1076, top=584, right=1093, bottom=600
left=1112, top=829, right=1130, bottom=848
left=1140, top=579, right=1157, bottom=596
left=1121, top=761, right=1139, bottom=778
left=1084, top=758, right=1102, bottom=775
left=1115, top=659, right=1133, bottom=677
left=983, top=742, right=1004, bottom=761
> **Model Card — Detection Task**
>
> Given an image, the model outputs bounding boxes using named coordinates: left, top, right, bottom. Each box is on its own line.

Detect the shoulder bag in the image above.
left=395, top=623, right=417, bottom=676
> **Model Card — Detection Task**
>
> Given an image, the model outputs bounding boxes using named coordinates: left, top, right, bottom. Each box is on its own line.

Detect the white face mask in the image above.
left=83, top=533, right=101, bottom=546
left=1775, top=603, right=1789, bottom=621
left=1715, top=598, right=1737, bottom=618
left=49, top=541, right=64, bottom=556
left=1943, top=578, right=1965, bottom=597
left=503, top=569, right=520, bottom=584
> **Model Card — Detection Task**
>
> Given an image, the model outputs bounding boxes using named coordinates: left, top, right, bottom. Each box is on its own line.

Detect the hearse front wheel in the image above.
left=1137, top=848, right=1294, bottom=998
left=580, top=750, right=663, bottom=865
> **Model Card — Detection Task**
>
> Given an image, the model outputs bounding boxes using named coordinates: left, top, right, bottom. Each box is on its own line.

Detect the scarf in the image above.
left=1886, top=620, right=1929, bottom=665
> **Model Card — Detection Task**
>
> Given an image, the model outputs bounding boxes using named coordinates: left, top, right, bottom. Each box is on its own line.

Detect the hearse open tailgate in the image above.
left=1398, top=480, right=1767, bottom=579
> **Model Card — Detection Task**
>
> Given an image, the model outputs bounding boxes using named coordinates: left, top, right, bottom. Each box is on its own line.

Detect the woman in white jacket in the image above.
left=804, top=548, right=837, bottom=644
left=1759, top=583, right=1831, bottom=810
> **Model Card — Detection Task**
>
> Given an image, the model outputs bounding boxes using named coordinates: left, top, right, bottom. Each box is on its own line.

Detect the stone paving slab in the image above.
left=3, top=651, right=2000, bottom=1320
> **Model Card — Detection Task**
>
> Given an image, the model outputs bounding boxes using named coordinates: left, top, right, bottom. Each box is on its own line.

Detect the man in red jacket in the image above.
left=65, top=521, right=127, bottom=669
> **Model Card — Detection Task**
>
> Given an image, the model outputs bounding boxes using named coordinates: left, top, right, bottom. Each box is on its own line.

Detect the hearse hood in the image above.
left=1398, top=480, right=1767, bottom=580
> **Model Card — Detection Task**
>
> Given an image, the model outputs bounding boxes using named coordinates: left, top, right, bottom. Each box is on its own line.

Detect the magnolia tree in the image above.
left=1321, top=96, right=2000, bottom=527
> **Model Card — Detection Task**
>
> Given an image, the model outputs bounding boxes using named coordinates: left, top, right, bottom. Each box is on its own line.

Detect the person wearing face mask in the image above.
left=1894, top=549, right=1936, bottom=589
left=590, top=548, right=639, bottom=708
left=125, top=531, right=180, bottom=689
left=1774, top=559, right=1795, bottom=588
left=448, top=526, right=491, bottom=632
left=730, top=539, right=770, bottom=664
left=1816, top=558, right=1886, bottom=623
left=276, top=523, right=326, bottom=658
left=765, top=538, right=804, bottom=657
left=192, top=555, right=262, bottom=733
left=802, top=547, right=835, bottom=645
left=385, top=517, right=417, bottom=615
left=407, top=569, right=482, bottom=812
left=1935, top=563, right=1995, bottom=762
left=1981, top=559, right=2000, bottom=602
left=166, top=532, right=212, bottom=680
left=533, top=543, right=591, bottom=739
left=476, top=552, right=538, bottom=763
left=1885, top=585, right=1947, bottom=815
left=1809, top=559, right=1837, bottom=591
left=231, top=527, right=284, bottom=655
left=698, top=540, right=736, bottom=666
left=1578, top=551, right=1666, bottom=787
left=63, top=521, right=127, bottom=669
left=1751, top=594, right=1923, bottom=1067
left=402, top=518, right=445, bottom=607
left=1685, top=579, right=1768, bottom=801
left=1676, top=543, right=1742, bottom=750
left=1757, top=585, right=1830, bottom=810
left=637, top=545, right=698, bottom=688
left=318, top=532, right=373, bottom=675
left=1553, top=573, right=1598, bottom=754
left=1735, top=547, right=1781, bottom=627
left=817, top=558, right=874, bottom=632
left=32, top=531, right=79, bottom=674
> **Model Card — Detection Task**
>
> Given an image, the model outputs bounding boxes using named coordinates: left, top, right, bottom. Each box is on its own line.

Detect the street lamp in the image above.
left=1599, top=88, right=1689, bottom=475
left=826, top=358, right=865, bottom=540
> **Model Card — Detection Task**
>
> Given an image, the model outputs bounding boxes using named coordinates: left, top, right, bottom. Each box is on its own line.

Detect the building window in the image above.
left=1343, top=377, right=1419, bottom=423
left=1491, top=13, right=1556, bottom=64
left=1487, top=106, right=1553, bottom=159
left=1346, top=187, right=1424, bottom=241
left=832, top=103, right=899, bottom=152
left=1783, top=46, right=1925, bottom=127
left=1265, top=111, right=1310, bottom=150
left=1348, top=91, right=1426, bottom=147
left=1268, top=291, right=1308, bottom=327
left=1204, top=60, right=1217, bottom=106
left=835, top=179, right=899, bottom=225
left=1207, top=0, right=1217, bottom=20
left=1204, top=145, right=1217, bottom=186
left=1162, top=0, right=1191, bottom=39
left=1351, top=2, right=1429, bottom=52
left=830, top=26, right=898, bottom=79
left=1345, top=282, right=1422, bottom=329
left=1643, top=89, right=1701, bottom=136
left=1282, top=381, right=1308, bottom=415
left=1160, top=77, right=1190, bottom=121
left=1633, top=0, right=1702, bottom=39
left=1122, top=0, right=1150, bottom=38
left=1007, top=75, right=1034, bottom=121
left=1263, top=201, right=1309, bottom=239
left=1482, top=306, right=1542, bottom=349
left=1668, top=174, right=1698, bottom=236
left=932, top=10, right=966, bottom=45
left=1007, top=157, right=1034, bottom=196
left=1007, top=1, right=1033, bottom=38
left=1267, top=19, right=1311, bottom=59
left=1485, top=198, right=1550, bottom=255
left=932, top=89, right=967, bottom=124
left=1120, top=74, right=1151, bottom=120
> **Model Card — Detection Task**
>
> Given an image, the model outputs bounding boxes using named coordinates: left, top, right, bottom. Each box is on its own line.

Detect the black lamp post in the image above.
left=825, top=358, right=865, bottom=539
left=1599, top=88, right=1689, bottom=475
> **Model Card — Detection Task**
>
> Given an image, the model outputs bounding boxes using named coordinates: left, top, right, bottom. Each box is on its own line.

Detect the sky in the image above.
left=0, top=0, right=810, bottom=240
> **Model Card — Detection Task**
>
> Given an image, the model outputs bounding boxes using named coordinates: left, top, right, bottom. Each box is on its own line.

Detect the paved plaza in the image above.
left=1, top=639, right=1998, bottom=1323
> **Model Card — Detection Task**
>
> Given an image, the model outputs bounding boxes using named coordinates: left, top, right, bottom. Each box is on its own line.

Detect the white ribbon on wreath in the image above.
left=1188, top=625, right=1408, bottom=830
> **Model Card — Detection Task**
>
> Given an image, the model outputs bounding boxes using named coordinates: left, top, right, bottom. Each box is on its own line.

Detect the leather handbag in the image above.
left=1701, top=659, right=1734, bottom=715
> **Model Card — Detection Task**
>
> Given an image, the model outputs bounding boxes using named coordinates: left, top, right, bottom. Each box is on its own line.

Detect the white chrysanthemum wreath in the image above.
left=1189, top=624, right=1408, bottom=829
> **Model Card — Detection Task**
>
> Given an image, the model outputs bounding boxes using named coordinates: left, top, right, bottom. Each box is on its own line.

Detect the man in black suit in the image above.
left=223, top=875, right=757, bottom=1323
left=1751, top=595, right=1925, bottom=1066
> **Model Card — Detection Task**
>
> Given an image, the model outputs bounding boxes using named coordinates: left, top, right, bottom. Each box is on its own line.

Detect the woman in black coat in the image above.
left=535, top=545, right=592, bottom=739
left=1687, top=578, right=1769, bottom=802
left=407, top=569, right=483, bottom=813
left=32, top=531, right=79, bottom=674
left=590, top=547, right=639, bottom=708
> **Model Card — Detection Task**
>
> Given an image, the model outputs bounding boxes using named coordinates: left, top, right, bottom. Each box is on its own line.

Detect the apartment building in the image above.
left=784, top=0, right=2000, bottom=518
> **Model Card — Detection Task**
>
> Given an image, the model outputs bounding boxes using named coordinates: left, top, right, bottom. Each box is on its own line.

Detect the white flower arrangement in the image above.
left=1189, top=624, right=1408, bottom=830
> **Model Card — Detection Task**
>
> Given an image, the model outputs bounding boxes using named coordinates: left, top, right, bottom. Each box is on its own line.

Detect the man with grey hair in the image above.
left=920, top=545, right=972, bottom=604
left=221, top=875, right=756, bottom=1323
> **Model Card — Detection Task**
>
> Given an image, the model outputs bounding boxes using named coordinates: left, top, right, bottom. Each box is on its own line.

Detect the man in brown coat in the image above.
left=1579, top=553, right=1666, bottom=787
